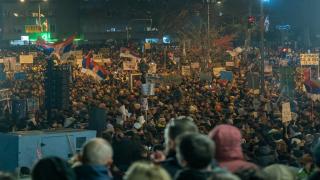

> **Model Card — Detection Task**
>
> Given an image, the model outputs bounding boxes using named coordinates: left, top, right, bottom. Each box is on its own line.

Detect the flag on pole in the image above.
left=36, top=35, right=75, bottom=59
left=82, top=51, right=108, bottom=80
left=120, top=47, right=141, bottom=62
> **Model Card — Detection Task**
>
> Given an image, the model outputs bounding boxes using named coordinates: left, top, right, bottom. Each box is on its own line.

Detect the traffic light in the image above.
left=248, top=16, right=256, bottom=28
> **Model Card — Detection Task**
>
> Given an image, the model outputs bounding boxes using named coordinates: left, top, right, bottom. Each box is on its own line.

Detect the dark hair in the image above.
left=176, top=133, right=215, bottom=169
left=31, top=157, right=75, bottom=180
left=166, top=117, right=198, bottom=141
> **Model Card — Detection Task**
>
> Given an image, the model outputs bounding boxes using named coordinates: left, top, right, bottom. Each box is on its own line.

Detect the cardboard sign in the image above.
left=3, top=57, right=16, bottom=71
left=141, top=83, right=155, bottom=96
left=226, top=61, right=235, bottom=67
left=220, top=71, right=233, bottom=81
left=300, top=53, right=319, bottom=66
left=148, top=63, right=157, bottom=74
left=19, top=55, right=34, bottom=64
left=191, top=62, right=200, bottom=69
left=213, top=67, right=226, bottom=76
left=282, top=102, right=292, bottom=122
left=123, top=61, right=138, bottom=71
left=181, top=66, right=191, bottom=76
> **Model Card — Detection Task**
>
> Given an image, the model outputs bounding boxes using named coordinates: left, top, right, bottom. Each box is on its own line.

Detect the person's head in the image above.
left=31, top=157, right=75, bottom=180
left=208, top=124, right=244, bottom=161
left=124, top=161, right=171, bottom=180
left=81, top=138, right=113, bottom=166
left=176, top=133, right=215, bottom=170
left=164, top=116, right=198, bottom=154
left=262, top=164, right=297, bottom=180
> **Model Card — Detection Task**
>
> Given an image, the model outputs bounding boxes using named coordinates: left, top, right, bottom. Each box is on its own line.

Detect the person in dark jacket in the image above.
left=32, top=156, right=75, bottom=180
left=308, top=142, right=320, bottom=180
left=174, top=133, right=215, bottom=180
left=74, top=138, right=113, bottom=180
left=160, top=116, right=198, bottom=178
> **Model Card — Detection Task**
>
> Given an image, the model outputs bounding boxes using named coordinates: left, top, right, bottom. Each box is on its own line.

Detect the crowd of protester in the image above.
left=0, top=44, right=320, bottom=180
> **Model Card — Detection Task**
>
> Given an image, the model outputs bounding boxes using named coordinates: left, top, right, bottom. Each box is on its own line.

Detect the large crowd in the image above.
left=0, top=44, right=320, bottom=180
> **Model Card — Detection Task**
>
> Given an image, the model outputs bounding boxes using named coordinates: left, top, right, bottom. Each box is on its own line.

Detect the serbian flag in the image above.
left=82, top=51, right=108, bottom=80
left=36, top=35, right=75, bottom=59
left=120, top=47, right=141, bottom=62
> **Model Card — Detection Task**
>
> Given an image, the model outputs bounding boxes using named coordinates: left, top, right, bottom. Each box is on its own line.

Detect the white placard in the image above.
left=20, top=55, right=34, bottom=64
left=282, top=102, right=292, bottom=122
left=226, top=61, right=235, bottom=67
left=181, top=65, right=191, bottom=76
left=300, top=53, right=319, bottom=66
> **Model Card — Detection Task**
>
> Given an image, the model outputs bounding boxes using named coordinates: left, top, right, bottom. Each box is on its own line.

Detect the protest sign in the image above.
left=181, top=66, right=191, bottom=76
left=213, top=67, right=226, bottom=76
left=19, top=55, right=34, bottom=64
left=191, top=62, right=200, bottom=69
left=123, top=61, right=138, bottom=71
left=226, top=61, right=235, bottom=67
left=141, top=83, right=155, bottom=96
left=220, top=71, right=233, bottom=81
left=300, top=53, right=319, bottom=66
left=282, top=102, right=292, bottom=122
left=148, top=63, right=157, bottom=74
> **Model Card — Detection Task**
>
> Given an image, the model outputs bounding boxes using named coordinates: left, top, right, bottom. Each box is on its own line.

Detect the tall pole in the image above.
left=38, top=4, right=41, bottom=28
left=260, top=0, right=265, bottom=95
left=207, top=1, right=211, bottom=69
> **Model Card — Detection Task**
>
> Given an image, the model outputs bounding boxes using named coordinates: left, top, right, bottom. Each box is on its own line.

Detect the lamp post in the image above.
left=206, top=0, right=214, bottom=69
left=20, top=0, right=48, bottom=29
left=260, top=0, right=268, bottom=95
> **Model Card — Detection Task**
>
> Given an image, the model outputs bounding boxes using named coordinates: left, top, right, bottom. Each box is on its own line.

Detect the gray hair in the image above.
left=82, top=138, right=113, bottom=165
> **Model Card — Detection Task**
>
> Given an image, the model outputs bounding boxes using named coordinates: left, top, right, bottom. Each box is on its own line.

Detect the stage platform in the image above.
left=0, top=129, right=96, bottom=172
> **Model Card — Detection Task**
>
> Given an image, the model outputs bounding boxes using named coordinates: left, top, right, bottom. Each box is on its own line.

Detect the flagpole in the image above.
left=38, top=4, right=41, bottom=30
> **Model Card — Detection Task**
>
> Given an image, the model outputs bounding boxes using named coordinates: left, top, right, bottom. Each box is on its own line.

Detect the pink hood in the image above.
left=209, top=124, right=244, bottom=162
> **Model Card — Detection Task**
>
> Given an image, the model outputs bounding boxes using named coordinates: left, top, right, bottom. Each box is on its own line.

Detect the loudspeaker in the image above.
left=88, top=107, right=107, bottom=135
left=45, top=64, right=71, bottom=110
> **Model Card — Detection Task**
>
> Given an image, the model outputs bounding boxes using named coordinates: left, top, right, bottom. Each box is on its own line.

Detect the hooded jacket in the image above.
left=209, top=124, right=258, bottom=172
